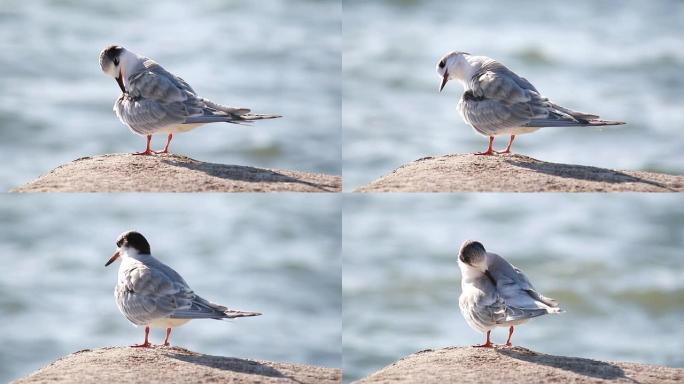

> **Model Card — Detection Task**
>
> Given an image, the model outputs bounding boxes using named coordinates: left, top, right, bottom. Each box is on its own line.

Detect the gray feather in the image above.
left=459, top=58, right=624, bottom=134
left=524, top=118, right=625, bottom=128
left=115, top=253, right=260, bottom=325
left=114, top=57, right=280, bottom=134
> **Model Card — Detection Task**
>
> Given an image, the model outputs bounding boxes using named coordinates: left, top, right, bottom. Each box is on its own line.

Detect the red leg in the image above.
left=505, top=326, right=514, bottom=347
left=131, top=326, right=151, bottom=348
left=496, top=135, right=516, bottom=154
left=473, top=330, right=494, bottom=348
left=163, top=327, right=171, bottom=346
left=154, top=134, right=173, bottom=154
left=134, top=135, right=153, bottom=155
left=475, top=136, right=495, bottom=156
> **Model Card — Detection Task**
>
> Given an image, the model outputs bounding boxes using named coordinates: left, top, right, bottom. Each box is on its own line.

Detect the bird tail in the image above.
left=547, top=307, right=565, bottom=314
left=186, top=98, right=282, bottom=125
left=183, top=113, right=281, bottom=125
left=524, top=117, right=625, bottom=128
left=222, top=309, right=262, bottom=318
left=504, top=305, right=564, bottom=322
left=549, top=103, right=599, bottom=121
left=525, top=102, right=626, bottom=127
left=525, top=289, right=561, bottom=308
left=200, top=98, right=251, bottom=116
left=238, top=113, right=282, bottom=121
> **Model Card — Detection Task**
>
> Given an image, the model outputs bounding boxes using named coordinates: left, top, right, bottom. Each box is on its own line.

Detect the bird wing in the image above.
left=466, top=276, right=551, bottom=327
left=169, top=295, right=261, bottom=320
left=460, top=61, right=615, bottom=131
left=121, top=60, right=261, bottom=129
left=487, top=253, right=560, bottom=309
left=458, top=62, right=543, bottom=133
left=115, top=263, right=194, bottom=325
left=461, top=278, right=508, bottom=330
left=129, top=60, right=198, bottom=102
left=137, top=255, right=261, bottom=320
left=114, top=95, right=193, bottom=135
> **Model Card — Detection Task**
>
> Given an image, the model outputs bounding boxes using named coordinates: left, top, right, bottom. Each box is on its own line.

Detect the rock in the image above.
left=11, top=154, right=340, bottom=192
left=355, top=154, right=684, bottom=192
left=13, top=346, right=341, bottom=384
left=357, top=346, right=683, bottom=384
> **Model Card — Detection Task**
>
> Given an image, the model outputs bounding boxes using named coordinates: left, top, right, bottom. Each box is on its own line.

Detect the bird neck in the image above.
left=119, top=52, right=144, bottom=88
left=121, top=249, right=152, bottom=263
left=459, top=260, right=486, bottom=281
left=459, top=55, right=490, bottom=89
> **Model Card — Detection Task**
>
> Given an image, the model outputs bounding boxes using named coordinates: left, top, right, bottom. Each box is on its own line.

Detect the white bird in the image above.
left=457, top=240, right=562, bottom=348
left=99, top=45, right=281, bottom=155
left=105, top=230, right=261, bottom=347
left=437, top=52, right=624, bottom=155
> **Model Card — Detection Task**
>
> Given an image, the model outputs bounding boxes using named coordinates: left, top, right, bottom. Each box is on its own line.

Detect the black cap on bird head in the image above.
left=105, top=230, right=151, bottom=267
left=116, top=231, right=151, bottom=254
left=458, top=240, right=487, bottom=266
left=99, top=45, right=127, bottom=93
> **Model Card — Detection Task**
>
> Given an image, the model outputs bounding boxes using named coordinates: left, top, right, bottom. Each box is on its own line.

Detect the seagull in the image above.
left=437, top=52, right=625, bottom=155
left=457, top=240, right=562, bottom=348
left=105, top=230, right=261, bottom=347
left=99, top=45, right=281, bottom=155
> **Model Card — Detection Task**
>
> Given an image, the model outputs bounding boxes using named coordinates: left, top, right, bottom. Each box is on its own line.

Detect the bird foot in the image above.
left=503, top=342, right=513, bottom=348
left=474, top=150, right=496, bottom=156
left=152, top=150, right=169, bottom=154
left=163, top=342, right=170, bottom=347
left=130, top=342, right=152, bottom=348
left=494, top=149, right=512, bottom=154
left=133, top=150, right=154, bottom=156
left=472, top=342, right=495, bottom=348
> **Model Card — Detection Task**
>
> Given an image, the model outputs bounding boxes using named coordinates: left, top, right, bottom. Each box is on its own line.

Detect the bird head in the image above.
left=458, top=240, right=488, bottom=271
left=105, top=230, right=151, bottom=267
left=99, top=45, right=136, bottom=93
left=436, top=51, right=470, bottom=92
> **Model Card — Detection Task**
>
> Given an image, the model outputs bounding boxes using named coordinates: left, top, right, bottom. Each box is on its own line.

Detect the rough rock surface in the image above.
left=13, top=346, right=341, bottom=384
left=355, top=154, right=684, bottom=192
left=12, top=154, right=340, bottom=192
left=357, top=346, right=683, bottom=384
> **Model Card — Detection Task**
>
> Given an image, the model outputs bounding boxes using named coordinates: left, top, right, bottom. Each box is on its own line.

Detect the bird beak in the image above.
left=115, top=70, right=126, bottom=93
left=105, top=250, right=120, bottom=267
left=439, top=72, right=449, bottom=92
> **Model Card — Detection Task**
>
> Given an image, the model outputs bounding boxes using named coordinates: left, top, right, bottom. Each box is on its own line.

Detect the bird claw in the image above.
left=130, top=342, right=152, bottom=348
left=472, top=342, right=495, bottom=348
left=474, top=150, right=496, bottom=156
left=133, top=150, right=154, bottom=156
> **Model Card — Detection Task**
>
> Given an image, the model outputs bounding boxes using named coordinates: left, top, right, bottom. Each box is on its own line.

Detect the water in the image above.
left=2, top=2, right=684, bottom=383
left=0, top=194, right=341, bottom=382
left=342, top=194, right=684, bottom=382
left=343, top=0, right=684, bottom=190
left=0, top=0, right=341, bottom=191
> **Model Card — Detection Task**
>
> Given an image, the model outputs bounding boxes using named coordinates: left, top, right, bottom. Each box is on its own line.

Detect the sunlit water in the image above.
left=343, top=194, right=684, bottom=382
left=0, top=0, right=341, bottom=191
left=343, top=0, right=684, bottom=190
left=0, top=195, right=341, bottom=382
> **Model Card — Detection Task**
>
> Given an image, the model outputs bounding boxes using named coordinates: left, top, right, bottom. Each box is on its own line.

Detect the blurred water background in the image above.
left=343, top=0, right=684, bottom=190
left=0, top=0, right=341, bottom=191
left=0, top=194, right=341, bottom=382
left=343, top=194, right=684, bottom=382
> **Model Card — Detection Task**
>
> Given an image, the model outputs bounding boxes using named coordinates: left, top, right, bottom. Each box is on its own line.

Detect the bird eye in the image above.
left=439, top=60, right=445, bottom=69
left=113, top=57, right=119, bottom=66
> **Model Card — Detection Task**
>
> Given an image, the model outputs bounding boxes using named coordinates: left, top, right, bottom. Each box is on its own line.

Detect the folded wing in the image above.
left=486, top=253, right=562, bottom=321
left=116, top=265, right=194, bottom=325
left=460, top=61, right=623, bottom=133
